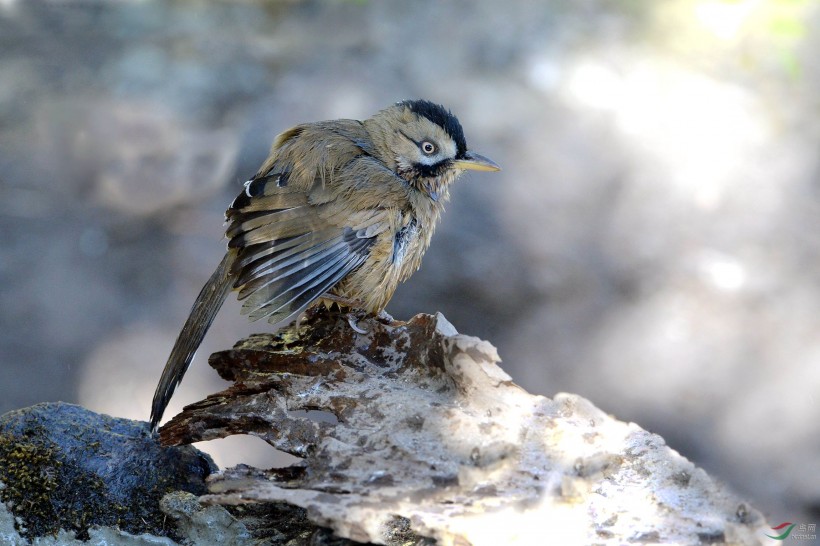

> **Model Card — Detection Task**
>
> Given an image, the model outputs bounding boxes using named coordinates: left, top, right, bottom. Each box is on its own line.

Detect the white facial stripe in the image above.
left=418, top=152, right=445, bottom=165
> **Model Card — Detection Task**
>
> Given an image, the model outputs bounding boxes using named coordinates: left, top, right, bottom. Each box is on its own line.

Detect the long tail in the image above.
left=150, top=252, right=234, bottom=431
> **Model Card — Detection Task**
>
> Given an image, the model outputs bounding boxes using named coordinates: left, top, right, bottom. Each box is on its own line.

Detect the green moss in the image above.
left=0, top=430, right=62, bottom=536
left=0, top=431, right=172, bottom=541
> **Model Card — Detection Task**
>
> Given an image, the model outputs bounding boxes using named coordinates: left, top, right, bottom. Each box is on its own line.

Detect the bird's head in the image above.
left=366, top=100, right=500, bottom=201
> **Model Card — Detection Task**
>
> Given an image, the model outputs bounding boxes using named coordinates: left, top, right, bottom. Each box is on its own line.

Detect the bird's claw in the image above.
left=347, top=314, right=369, bottom=334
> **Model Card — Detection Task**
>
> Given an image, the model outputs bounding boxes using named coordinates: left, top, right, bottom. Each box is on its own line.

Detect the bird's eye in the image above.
left=421, top=141, right=437, bottom=155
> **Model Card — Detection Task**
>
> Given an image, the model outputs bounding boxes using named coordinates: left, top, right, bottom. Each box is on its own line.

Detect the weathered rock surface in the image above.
left=161, top=308, right=775, bottom=546
left=0, top=310, right=776, bottom=545
left=0, top=403, right=214, bottom=542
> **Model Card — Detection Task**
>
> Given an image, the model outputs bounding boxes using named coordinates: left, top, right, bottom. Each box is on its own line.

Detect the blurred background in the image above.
left=1, top=0, right=818, bottom=528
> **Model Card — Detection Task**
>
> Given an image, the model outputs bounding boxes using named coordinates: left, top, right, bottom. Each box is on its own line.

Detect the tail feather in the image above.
left=150, top=252, right=234, bottom=432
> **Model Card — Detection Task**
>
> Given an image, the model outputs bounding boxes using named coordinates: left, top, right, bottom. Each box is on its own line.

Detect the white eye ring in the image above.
left=421, top=141, right=436, bottom=155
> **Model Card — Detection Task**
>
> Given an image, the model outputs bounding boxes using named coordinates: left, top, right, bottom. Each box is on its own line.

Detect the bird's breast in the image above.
left=332, top=209, right=433, bottom=312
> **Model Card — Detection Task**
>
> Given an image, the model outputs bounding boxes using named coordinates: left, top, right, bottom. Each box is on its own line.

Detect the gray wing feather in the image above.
left=236, top=227, right=373, bottom=325
left=228, top=169, right=378, bottom=325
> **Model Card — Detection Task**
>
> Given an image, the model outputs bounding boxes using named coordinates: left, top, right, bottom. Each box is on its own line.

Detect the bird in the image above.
left=149, top=99, right=500, bottom=431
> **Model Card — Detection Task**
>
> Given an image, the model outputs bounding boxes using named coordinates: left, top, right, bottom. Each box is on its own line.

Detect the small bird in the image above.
left=150, top=100, right=500, bottom=431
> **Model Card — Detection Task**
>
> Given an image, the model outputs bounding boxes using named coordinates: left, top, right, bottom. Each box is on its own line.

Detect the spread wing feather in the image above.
left=238, top=235, right=351, bottom=302
left=234, top=228, right=374, bottom=325
left=226, top=164, right=386, bottom=326
left=224, top=123, right=398, bottom=325
left=233, top=229, right=338, bottom=281
left=245, top=242, right=368, bottom=323
left=260, top=253, right=365, bottom=320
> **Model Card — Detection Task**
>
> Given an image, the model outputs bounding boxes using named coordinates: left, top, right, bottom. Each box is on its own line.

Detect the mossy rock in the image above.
left=0, top=402, right=215, bottom=541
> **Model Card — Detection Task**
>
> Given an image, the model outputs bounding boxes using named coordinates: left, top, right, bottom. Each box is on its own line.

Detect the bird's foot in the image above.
left=318, top=293, right=370, bottom=333
left=347, top=314, right=369, bottom=334
left=319, top=293, right=398, bottom=332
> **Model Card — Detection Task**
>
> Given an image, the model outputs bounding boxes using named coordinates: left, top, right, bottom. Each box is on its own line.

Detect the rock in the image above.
left=0, top=402, right=214, bottom=542
left=159, top=492, right=253, bottom=545
left=160, top=308, right=775, bottom=546
left=165, top=493, right=369, bottom=546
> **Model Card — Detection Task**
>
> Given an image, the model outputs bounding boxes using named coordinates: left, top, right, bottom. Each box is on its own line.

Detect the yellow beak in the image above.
left=452, top=151, right=501, bottom=172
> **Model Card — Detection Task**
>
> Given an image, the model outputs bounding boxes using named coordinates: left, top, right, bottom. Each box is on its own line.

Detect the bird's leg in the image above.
left=318, top=293, right=395, bottom=323
left=319, top=294, right=398, bottom=332
left=319, top=293, right=366, bottom=310
left=319, top=293, right=373, bottom=334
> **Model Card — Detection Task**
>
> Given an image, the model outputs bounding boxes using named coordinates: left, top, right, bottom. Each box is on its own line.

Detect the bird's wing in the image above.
left=225, top=128, right=394, bottom=327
